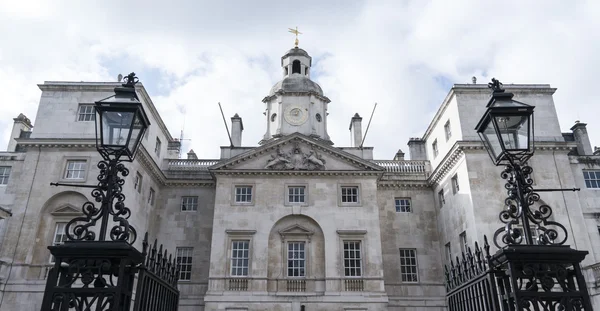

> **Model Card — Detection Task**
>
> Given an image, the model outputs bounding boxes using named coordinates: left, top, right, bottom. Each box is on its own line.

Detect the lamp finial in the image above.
left=488, top=78, right=504, bottom=93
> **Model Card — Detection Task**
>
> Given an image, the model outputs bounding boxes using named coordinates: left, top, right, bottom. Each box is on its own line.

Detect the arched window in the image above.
left=292, top=60, right=301, bottom=74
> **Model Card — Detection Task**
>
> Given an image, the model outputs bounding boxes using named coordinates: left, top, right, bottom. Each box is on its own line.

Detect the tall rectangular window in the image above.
left=288, top=186, right=306, bottom=203
left=77, top=104, right=95, bottom=121
left=584, top=170, right=600, bottom=189
left=50, top=223, right=68, bottom=263
left=155, top=137, right=161, bottom=156
left=176, top=247, right=193, bottom=281
left=341, top=186, right=359, bottom=203
left=432, top=139, right=439, bottom=158
left=438, top=190, right=445, bottom=206
left=231, top=240, right=249, bottom=276
left=395, top=198, right=412, bottom=213
left=343, top=241, right=362, bottom=277
left=399, top=249, right=418, bottom=282
left=444, top=120, right=452, bottom=141
left=445, top=243, right=452, bottom=263
left=287, top=242, right=305, bottom=277
left=451, top=174, right=460, bottom=194
left=64, top=160, right=87, bottom=180
left=460, top=232, right=468, bottom=254
left=0, top=167, right=11, bottom=185
left=148, top=188, right=155, bottom=205
left=134, top=172, right=142, bottom=193
left=235, top=186, right=253, bottom=203
left=181, top=196, right=199, bottom=211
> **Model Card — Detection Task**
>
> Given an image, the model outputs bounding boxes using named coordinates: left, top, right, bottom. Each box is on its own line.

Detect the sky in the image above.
left=0, top=0, right=598, bottom=159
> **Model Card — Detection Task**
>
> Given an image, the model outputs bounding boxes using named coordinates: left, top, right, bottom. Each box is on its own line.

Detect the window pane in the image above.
left=176, top=247, right=194, bottom=280
left=399, top=249, right=418, bottom=282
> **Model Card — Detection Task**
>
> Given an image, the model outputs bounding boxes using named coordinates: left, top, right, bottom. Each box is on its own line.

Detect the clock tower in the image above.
left=260, top=47, right=332, bottom=145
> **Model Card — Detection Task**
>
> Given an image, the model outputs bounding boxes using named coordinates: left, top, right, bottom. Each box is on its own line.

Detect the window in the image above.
left=341, top=186, right=359, bottom=203
left=64, top=160, right=87, bottom=180
left=230, top=240, right=249, bottom=276
left=438, top=189, right=445, bottom=206
left=50, top=223, right=68, bottom=263
left=235, top=186, right=253, bottom=203
left=155, top=137, right=161, bottom=156
left=148, top=188, right=155, bottom=205
left=287, top=242, right=305, bottom=277
left=444, top=120, right=452, bottom=141
left=451, top=174, right=460, bottom=194
left=134, top=172, right=142, bottom=193
left=288, top=186, right=306, bottom=204
left=584, top=170, right=600, bottom=189
left=399, top=249, right=418, bottom=282
left=445, top=243, right=452, bottom=263
left=395, top=198, right=412, bottom=213
left=432, top=139, right=439, bottom=158
left=77, top=104, right=95, bottom=121
left=343, top=241, right=362, bottom=277
left=181, top=196, right=198, bottom=211
left=0, top=167, right=11, bottom=185
left=460, top=232, right=468, bottom=254
left=176, top=247, right=193, bottom=281
left=292, top=60, right=301, bottom=74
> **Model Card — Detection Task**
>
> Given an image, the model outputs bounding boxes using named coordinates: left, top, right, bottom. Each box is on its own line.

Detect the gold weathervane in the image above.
left=288, top=26, right=302, bottom=47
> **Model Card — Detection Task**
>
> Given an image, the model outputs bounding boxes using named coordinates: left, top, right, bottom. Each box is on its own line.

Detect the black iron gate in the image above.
left=41, top=233, right=179, bottom=311
left=445, top=236, right=593, bottom=311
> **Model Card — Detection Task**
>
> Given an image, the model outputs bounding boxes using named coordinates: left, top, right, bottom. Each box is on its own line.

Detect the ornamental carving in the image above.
left=265, top=142, right=326, bottom=170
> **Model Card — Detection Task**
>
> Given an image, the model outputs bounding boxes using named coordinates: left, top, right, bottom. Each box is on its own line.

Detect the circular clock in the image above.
left=284, top=105, right=308, bottom=126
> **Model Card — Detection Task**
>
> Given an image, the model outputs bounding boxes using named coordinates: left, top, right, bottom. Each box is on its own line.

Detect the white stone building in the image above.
left=0, top=46, right=599, bottom=311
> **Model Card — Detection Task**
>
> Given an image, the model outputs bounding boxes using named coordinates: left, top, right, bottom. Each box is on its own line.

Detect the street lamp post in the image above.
left=40, top=74, right=179, bottom=311
left=475, top=78, right=569, bottom=248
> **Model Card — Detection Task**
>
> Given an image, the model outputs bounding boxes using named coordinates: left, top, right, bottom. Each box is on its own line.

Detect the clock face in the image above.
left=284, top=105, right=308, bottom=126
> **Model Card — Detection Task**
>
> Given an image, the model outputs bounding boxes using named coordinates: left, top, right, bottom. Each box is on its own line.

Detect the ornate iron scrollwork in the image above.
left=493, top=163, right=568, bottom=248
left=65, top=159, right=136, bottom=244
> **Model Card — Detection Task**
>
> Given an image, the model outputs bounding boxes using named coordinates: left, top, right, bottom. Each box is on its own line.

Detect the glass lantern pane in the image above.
left=494, top=115, right=529, bottom=150
left=127, top=112, right=144, bottom=153
left=481, top=122, right=501, bottom=160
left=101, top=110, right=134, bottom=147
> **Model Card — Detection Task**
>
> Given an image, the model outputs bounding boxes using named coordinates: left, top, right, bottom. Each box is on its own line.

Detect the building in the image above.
left=0, top=46, right=599, bottom=311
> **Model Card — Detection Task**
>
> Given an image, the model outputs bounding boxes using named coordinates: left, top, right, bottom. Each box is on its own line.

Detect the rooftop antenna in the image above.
left=178, top=117, right=192, bottom=159
left=218, top=102, right=234, bottom=148
left=359, top=103, right=377, bottom=148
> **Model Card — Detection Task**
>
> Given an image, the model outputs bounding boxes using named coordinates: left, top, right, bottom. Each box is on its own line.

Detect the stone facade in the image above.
left=0, top=47, right=599, bottom=311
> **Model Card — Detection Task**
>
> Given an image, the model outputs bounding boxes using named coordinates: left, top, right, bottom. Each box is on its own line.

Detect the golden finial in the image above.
left=288, top=26, right=302, bottom=47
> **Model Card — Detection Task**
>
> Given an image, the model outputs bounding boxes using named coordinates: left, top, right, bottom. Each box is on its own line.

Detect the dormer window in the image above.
left=292, top=60, right=301, bottom=74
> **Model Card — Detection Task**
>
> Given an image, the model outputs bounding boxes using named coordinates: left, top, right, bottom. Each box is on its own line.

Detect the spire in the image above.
left=288, top=26, right=302, bottom=47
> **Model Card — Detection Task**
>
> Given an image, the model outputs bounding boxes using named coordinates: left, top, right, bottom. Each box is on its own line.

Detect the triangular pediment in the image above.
left=279, top=224, right=314, bottom=237
left=51, top=204, right=83, bottom=216
left=210, top=133, right=384, bottom=172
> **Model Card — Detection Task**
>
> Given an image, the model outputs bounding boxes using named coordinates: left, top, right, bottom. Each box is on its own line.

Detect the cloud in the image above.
left=0, top=0, right=598, bottom=159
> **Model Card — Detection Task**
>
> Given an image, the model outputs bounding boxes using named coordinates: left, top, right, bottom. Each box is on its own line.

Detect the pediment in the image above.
left=210, top=134, right=384, bottom=172
left=51, top=204, right=83, bottom=216
left=279, top=224, right=314, bottom=238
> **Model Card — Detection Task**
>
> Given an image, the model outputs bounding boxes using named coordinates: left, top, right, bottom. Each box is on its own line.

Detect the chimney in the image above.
left=7, top=113, right=33, bottom=152
left=407, top=138, right=427, bottom=160
left=472, top=76, right=477, bottom=84
left=187, top=149, right=198, bottom=160
left=594, top=146, right=600, bottom=156
left=570, top=121, right=593, bottom=155
left=349, top=113, right=363, bottom=147
left=231, top=114, right=244, bottom=147
left=394, top=149, right=405, bottom=161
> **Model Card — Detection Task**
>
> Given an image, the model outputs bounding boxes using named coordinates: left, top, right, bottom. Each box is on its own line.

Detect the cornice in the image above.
left=212, top=170, right=382, bottom=177
left=428, top=140, right=578, bottom=186
left=377, top=181, right=430, bottom=189
left=15, top=138, right=96, bottom=149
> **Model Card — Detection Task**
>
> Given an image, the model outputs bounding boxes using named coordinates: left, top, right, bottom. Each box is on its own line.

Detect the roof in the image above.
left=269, top=75, right=323, bottom=96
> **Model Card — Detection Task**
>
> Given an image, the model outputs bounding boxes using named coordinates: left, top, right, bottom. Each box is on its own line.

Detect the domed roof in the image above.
left=269, top=75, right=323, bottom=96
left=283, top=47, right=310, bottom=58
